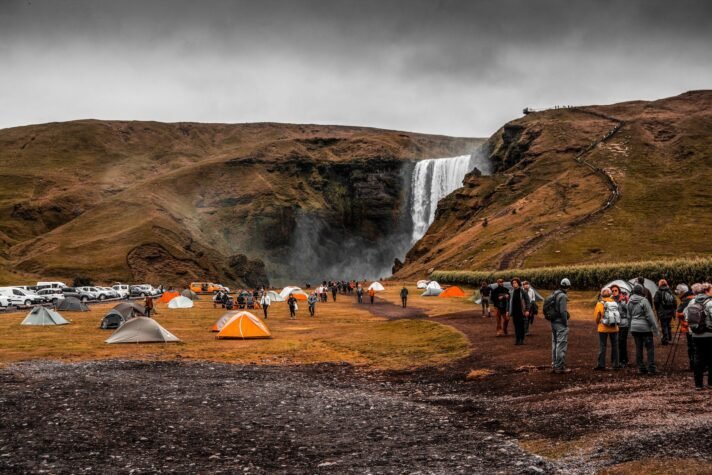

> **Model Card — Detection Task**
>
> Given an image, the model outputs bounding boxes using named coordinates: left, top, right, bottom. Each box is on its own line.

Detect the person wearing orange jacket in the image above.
left=368, top=287, right=376, bottom=305
left=676, top=284, right=696, bottom=371
left=594, top=287, right=621, bottom=370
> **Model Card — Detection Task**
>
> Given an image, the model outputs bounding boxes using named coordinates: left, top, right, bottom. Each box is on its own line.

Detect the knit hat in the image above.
left=560, top=278, right=571, bottom=288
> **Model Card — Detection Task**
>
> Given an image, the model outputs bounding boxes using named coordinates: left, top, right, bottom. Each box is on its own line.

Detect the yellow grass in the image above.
left=0, top=296, right=469, bottom=370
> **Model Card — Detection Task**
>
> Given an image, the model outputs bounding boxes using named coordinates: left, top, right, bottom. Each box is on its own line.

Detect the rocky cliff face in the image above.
left=396, top=90, right=712, bottom=278
left=0, top=121, right=480, bottom=286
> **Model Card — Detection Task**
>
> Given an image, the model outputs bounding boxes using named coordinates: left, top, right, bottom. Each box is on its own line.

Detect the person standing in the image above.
left=144, top=295, right=154, bottom=318
left=508, top=278, right=530, bottom=345
left=653, top=279, right=677, bottom=345
left=685, top=283, right=712, bottom=390
left=368, top=287, right=376, bottom=305
left=611, top=285, right=630, bottom=367
left=400, top=285, right=409, bottom=308
left=307, top=292, right=318, bottom=317
left=480, top=282, right=492, bottom=318
left=491, top=279, right=510, bottom=337
left=676, top=284, right=695, bottom=371
left=356, top=285, right=364, bottom=304
left=593, top=287, right=620, bottom=370
left=331, top=284, right=337, bottom=302
left=629, top=284, right=659, bottom=375
left=523, top=281, right=537, bottom=334
left=545, top=278, right=571, bottom=373
left=636, top=277, right=654, bottom=307
left=287, top=294, right=298, bottom=320
left=260, top=291, right=271, bottom=319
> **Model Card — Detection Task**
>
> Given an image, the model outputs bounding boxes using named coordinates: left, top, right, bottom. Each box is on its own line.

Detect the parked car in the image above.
left=130, top=285, right=160, bottom=297
left=62, top=287, right=95, bottom=303
left=97, top=286, right=119, bottom=299
left=37, top=288, right=66, bottom=306
left=112, top=284, right=130, bottom=298
left=0, top=287, right=45, bottom=306
left=37, top=281, right=67, bottom=289
left=0, top=295, right=10, bottom=307
left=190, top=282, right=229, bottom=294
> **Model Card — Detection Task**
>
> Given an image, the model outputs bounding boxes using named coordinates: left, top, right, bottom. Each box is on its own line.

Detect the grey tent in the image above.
left=105, top=317, right=180, bottom=344
left=628, top=278, right=659, bottom=298
left=181, top=289, right=199, bottom=300
left=604, top=279, right=633, bottom=295
left=421, top=281, right=443, bottom=297
left=21, top=307, right=69, bottom=326
left=475, top=282, right=544, bottom=304
left=113, top=302, right=147, bottom=316
left=101, top=302, right=146, bottom=329
left=57, top=296, right=89, bottom=312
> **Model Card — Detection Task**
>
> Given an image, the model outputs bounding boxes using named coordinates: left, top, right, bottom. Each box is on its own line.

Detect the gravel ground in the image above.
left=0, top=360, right=552, bottom=474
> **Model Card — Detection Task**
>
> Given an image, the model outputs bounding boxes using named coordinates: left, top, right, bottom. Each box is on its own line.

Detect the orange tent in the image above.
left=438, top=286, right=466, bottom=298
left=292, top=292, right=308, bottom=301
left=217, top=311, right=271, bottom=339
left=158, top=291, right=180, bottom=303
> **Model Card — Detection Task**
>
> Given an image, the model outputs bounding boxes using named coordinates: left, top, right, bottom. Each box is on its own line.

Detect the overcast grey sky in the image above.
left=1, top=0, right=710, bottom=136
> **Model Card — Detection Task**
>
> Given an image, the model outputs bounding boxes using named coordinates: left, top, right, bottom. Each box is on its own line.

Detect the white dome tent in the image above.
left=422, top=281, right=443, bottom=297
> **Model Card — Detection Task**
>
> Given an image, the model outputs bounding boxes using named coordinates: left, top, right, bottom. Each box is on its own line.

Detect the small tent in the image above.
left=422, top=281, right=443, bottom=297
left=368, top=282, right=385, bottom=292
left=216, top=312, right=271, bottom=339
left=604, top=279, right=633, bottom=295
left=280, top=287, right=308, bottom=301
left=56, top=296, right=89, bottom=312
left=416, top=280, right=430, bottom=289
left=105, top=317, right=180, bottom=344
left=113, top=302, right=147, bottom=316
left=181, top=289, right=199, bottom=300
left=100, top=303, right=144, bottom=330
left=265, top=290, right=284, bottom=302
left=167, top=296, right=194, bottom=309
left=158, top=291, right=180, bottom=304
left=439, top=286, right=466, bottom=298
left=21, top=307, right=69, bottom=326
left=628, top=278, right=659, bottom=298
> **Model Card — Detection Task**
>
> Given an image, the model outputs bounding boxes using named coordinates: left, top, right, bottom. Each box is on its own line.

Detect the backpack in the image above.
left=687, top=298, right=710, bottom=335
left=543, top=291, right=562, bottom=321
left=600, top=301, right=621, bottom=326
left=661, top=288, right=676, bottom=309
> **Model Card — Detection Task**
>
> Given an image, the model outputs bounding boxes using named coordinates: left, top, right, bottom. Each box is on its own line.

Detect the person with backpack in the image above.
left=480, top=282, right=492, bottom=318
left=544, top=278, right=571, bottom=373
left=676, top=284, right=695, bottom=371
left=508, top=278, right=531, bottom=345
left=400, top=285, right=409, bottom=308
left=628, top=284, right=659, bottom=375
left=611, top=284, right=630, bottom=367
left=260, top=291, right=271, bottom=319
left=491, top=279, right=511, bottom=337
left=307, top=291, right=318, bottom=317
left=654, top=279, right=677, bottom=345
left=684, top=282, right=712, bottom=390
left=287, top=293, right=298, bottom=320
left=594, top=287, right=620, bottom=370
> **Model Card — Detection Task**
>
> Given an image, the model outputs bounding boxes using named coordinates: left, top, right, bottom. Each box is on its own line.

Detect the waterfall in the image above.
left=410, top=153, right=491, bottom=243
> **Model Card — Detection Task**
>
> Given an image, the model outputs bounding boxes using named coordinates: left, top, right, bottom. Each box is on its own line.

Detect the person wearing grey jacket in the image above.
left=685, top=283, right=712, bottom=390
left=611, top=285, right=630, bottom=366
left=628, top=284, right=659, bottom=374
left=550, top=278, right=571, bottom=373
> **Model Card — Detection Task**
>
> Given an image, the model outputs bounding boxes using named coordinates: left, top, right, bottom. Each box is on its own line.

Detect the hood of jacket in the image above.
left=694, top=294, right=711, bottom=305
left=629, top=294, right=645, bottom=305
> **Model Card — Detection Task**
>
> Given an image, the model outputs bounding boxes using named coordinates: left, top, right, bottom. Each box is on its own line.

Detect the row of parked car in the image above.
left=0, top=281, right=164, bottom=308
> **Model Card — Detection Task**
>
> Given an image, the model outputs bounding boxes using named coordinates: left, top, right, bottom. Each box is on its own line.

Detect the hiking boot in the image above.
left=695, top=386, right=704, bottom=391
left=593, top=366, right=606, bottom=371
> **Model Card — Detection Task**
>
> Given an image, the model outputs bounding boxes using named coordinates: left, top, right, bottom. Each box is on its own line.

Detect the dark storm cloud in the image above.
left=1, top=0, right=710, bottom=136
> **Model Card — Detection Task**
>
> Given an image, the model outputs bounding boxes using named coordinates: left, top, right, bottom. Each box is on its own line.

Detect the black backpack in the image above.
left=687, top=298, right=710, bottom=335
left=543, top=291, right=562, bottom=321
left=661, top=288, right=676, bottom=309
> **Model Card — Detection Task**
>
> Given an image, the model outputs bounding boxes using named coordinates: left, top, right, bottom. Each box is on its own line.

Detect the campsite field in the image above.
left=0, top=292, right=469, bottom=370
left=1, top=284, right=710, bottom=473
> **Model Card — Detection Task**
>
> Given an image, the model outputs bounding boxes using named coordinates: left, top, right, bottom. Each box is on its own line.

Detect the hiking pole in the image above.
left=663, top=319, right=682, bottom=372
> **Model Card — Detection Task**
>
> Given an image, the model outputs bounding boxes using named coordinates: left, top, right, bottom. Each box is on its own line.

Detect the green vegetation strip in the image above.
left=432, top=257, right=712, bottom=290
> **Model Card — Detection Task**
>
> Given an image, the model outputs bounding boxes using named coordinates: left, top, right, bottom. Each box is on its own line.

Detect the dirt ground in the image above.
left=1, top=285, right=710, bottom=474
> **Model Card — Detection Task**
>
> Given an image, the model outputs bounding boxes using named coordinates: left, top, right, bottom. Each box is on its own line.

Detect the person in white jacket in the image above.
left=260, top=292, right=271, bottom=319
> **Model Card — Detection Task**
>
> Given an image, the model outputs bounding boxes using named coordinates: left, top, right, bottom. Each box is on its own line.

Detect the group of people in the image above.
left=480, top=275, right=712, bottom=387
left=479, top=278, right=539, bottom=345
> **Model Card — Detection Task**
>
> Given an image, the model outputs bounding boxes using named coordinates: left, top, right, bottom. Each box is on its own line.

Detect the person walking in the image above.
left=331, top=284, right=337, bottom=302
left=593, top=287, right=621, bottom=370
left=523, top=281, right=537, bottom=334
left=144, top=295, right=154, bottom=318
left=508, top=278, right=530, bottom=345
left=260, top=291, right=271, bottom=319
left=400, top=285, right=409, bottom=308
left=545, top=278, right=571, bottom=373
left=480, top=282, right=492, bottom=318
left=368, top=287, right=376, bottom=305
left=611, top=284, right=630, bottom=367
left=356, top=285, right=364, bottom=304
left=287, top=294, right=298, bottom=320
left=654, top=279, right=677, bottom=345
left=629, top=284, right=659, bottom=374
left=307, top=291, right=318, bottom=317
left=676, top=284, right=696, bottom=371
left=491, top=279, right=510, bottom=337
left=685, top=283, right=712, bottom=390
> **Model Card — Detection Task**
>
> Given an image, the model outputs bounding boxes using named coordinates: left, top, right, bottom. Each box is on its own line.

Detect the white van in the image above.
left=37, top=281, right=67, bottom=289
left=0, top=287, right=44, bottom=306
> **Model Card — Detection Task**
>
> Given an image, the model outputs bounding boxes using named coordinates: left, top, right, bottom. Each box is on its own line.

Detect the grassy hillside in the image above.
left=396, top=90, right=712, bottom=278
left=0, top=121, right=481, bottom=286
